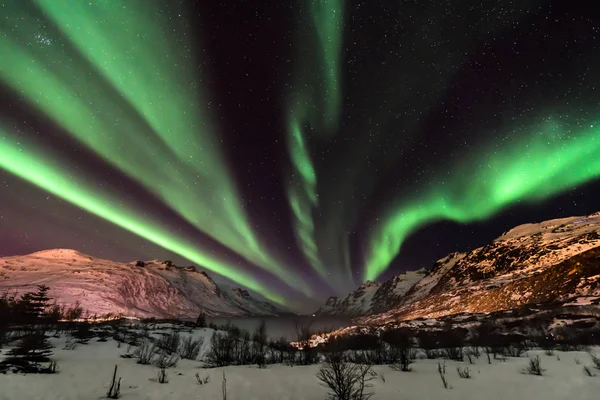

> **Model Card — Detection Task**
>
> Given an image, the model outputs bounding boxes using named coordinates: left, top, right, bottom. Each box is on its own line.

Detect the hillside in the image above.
left=0, top=249, right=285, bottom=318
left=317, top=212, right=600, bottom=321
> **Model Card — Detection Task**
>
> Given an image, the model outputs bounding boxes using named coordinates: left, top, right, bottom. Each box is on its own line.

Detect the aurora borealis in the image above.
left=1, top=0, right=599, bottom=311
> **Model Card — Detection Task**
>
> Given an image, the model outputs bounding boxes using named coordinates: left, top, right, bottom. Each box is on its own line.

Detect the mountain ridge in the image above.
left=0, top=248, right=287, bottom=319
left=316, top=212, right=600, bottom=322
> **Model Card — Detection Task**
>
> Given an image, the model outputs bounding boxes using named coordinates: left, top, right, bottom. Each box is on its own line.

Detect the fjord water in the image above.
left=207, top=316, right=352, bottom=340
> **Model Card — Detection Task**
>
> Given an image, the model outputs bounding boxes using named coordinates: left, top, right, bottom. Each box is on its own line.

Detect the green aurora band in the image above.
left=365, top=118, right=600, bottom=281
left=0, top=128, right=285, bottom=305
left=0, top=0, right=313, bottom=297
left=286, top=0, right=345, bottom=284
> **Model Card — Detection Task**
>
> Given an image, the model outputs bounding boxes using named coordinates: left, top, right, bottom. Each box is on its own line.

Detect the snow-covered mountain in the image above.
left=0, top=249, right=286, bottom=318
left=319, top=212, right=600, bottom=321
left=314, top=269, right=427, bottom=317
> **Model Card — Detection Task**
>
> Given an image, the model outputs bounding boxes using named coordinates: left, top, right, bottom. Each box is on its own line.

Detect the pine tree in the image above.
left=13, top=285, right=52, bottom=325
left=0, top=329, right=55, bottom=373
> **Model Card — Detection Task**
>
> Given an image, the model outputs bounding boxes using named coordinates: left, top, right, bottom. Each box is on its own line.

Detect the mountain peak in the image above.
left=29, top=248, right=90, bottom=259
left=360, top=280, right=380, bottom=289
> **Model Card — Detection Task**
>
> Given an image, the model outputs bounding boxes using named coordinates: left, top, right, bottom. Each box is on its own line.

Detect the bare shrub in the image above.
left=504, top=345, right=525, bottom=358
left=180, top=336, right=204, bottom=360
left=590, top=352, right=600, bottom=369
left=158, top=367, right=168, bottom=384
left=106, top=365, right=121, bottom=399
left=63, top=336, right=78, bottom=350
left=443, top=347, right=463, bottom=362
left=390, top=347, right=412, bottom=372
left=484, top=347, right=492, bottom=364
left=522, top=356, right=544, bottom=376
left=155, top=351, right=179, bottom=368
left=195, top=372, right=210, bottom=385
left=464, top=348, right=474, bottom=364
left=270, top=336, right=293, bottom=364
left=457, top=366, right=471, bottom=379
left=156, top=331, right=181, bottom=355
left=438, top=362, right=450, bottom=389
left=222, top=371, right=227, bottom=400
left=253, top=320, right=269, bottom=368
left=134, top=339, right=159, bottom=365
left=296, top=321, right=319, bottom=365
left=316, top=352, right=375, bottom=400
left=205, top=332, right=235, bottom=367
left=424, top=348, right=441, bottom=359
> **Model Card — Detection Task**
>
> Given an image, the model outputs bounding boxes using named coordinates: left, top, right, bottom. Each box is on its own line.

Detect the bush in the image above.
left=522, top=356, right=544, bottom=376
left=155, top=351, right=179, bottom=368
left=71, top=322, right=95, bottom=344
left=205, top=332, right=235, bottom=367
left=424, top=348, right=442, bottom=359
left=457, top=366, right=471, bottom=379
left=390, top=347, right=413, bottom=372
left=63, top=336, right=78, bottom=350
left=443, top=347, right=463, bottom=361
left=295, top=322, right=318, bottom=365
left=270, top=337, right=292, bottom=364
left=156, top=331, right=181, bottom=355
left=179, top=336, right=204, bottom=360
left=316, top=351, right=375, bottom=400
left=158, top=368, right=168, bottom=384
left=504, top=344, right=526, bottom=358
left=134, top=339, right=159, bottom=365
left=195, top=372, right=210, bottom=385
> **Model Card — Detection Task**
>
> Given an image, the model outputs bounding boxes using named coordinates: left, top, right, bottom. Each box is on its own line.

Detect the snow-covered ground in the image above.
left=1, top=327, right=599, bottom=400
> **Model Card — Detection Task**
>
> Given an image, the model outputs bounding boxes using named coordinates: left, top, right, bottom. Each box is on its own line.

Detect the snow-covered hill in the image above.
left=0, top=249, right=286, bottom=318
left=317, top=211, right=600, bottom=321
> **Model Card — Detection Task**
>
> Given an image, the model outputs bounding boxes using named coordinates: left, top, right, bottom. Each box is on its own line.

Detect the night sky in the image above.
left=1, top=0, right=599, bottom=312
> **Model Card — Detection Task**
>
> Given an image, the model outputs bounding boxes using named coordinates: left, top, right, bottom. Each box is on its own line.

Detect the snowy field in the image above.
left=1, top=326, right=599, bottom=400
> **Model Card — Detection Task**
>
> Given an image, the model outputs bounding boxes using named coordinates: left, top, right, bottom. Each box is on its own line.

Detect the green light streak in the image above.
left=286, top=0, right=345, bottom=280
left=287, top=116, right=325, bottom=277
left=0, top=1, right=313, bottom=296
left=307, top=0, right=344, bottom=131
left=0, top=128, right=285, bottom=305
left=365, top=118, right=600, bottom=280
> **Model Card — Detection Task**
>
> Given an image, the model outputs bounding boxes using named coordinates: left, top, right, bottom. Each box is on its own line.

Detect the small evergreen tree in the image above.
left=0, top=329, right=56, bottom=373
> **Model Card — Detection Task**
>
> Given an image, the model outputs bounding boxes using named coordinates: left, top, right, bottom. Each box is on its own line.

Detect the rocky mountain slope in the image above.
left=0, top=249, right=285, bottom=319
left=315, top=269, right=427, bottom=317
left=319, top=212, right=600, bottom=322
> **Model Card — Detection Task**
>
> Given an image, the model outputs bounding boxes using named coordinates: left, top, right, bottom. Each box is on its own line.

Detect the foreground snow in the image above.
left=1, top=329, right=599, bottom=400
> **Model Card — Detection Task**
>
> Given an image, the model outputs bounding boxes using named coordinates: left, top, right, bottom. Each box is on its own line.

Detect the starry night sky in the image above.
left=0, top=0, right=599, bottom=311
